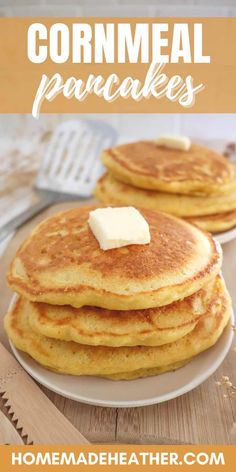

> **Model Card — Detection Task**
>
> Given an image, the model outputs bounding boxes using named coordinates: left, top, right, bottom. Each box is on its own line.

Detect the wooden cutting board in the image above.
left=0, top=201, right=235, bottom=444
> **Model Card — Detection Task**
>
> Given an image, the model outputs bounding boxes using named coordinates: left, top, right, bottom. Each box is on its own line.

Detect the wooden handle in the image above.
left=0, top=341, right=89, bottom=444
left=0, top=411, right=24, bottom=445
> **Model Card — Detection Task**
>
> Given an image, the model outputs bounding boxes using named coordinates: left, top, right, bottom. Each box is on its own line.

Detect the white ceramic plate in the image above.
left=215, top=226, right=236, bottom=245
left=9, top=311, right=234, bottom=408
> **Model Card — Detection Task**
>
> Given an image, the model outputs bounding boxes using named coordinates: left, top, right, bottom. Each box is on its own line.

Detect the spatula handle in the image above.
left=0, top=193, right=55, bottom=243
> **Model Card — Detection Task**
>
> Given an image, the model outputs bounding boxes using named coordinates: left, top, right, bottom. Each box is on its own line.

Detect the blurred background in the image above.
left=1, top=114, right=236, bottom=232
left=1, top=0, right=236, bottom=17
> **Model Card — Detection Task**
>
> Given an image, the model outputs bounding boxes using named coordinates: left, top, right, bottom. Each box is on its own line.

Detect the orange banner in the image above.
left=0, top=18, right=236, bottom=115
left=0, top=445, right=236, bottom=472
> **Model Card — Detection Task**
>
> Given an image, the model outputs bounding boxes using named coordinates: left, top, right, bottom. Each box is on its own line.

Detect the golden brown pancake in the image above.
left=27, top=277, right=216, bottom=347
left=4, top=275, right=231, bottom=380
left=8, top=206, right=222, bottom=310
left=107, top=361, right=190, bottom=380
left=95, top=172, right=236, bottom=217
left=102, top=141, right=236, bottom=195
left=187, top=209, right=236, bottom=234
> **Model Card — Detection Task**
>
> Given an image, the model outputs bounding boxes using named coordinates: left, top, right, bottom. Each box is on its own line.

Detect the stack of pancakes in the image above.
left=5, top=206, right=231, bottom=380
left=95, top=141, right=236, bottom=233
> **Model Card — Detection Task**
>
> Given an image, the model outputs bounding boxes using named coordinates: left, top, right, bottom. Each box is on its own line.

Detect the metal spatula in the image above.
left=0, top=119, right=117, bottom=242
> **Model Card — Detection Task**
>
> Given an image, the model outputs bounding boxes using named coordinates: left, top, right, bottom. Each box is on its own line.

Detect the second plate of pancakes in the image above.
left=96, top=139, right=236, bottom=242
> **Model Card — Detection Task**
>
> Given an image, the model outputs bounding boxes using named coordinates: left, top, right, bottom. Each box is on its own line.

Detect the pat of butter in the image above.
left=88, top=207, right=151, bottom=250
left=155, top=134, right=191, bottom=151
